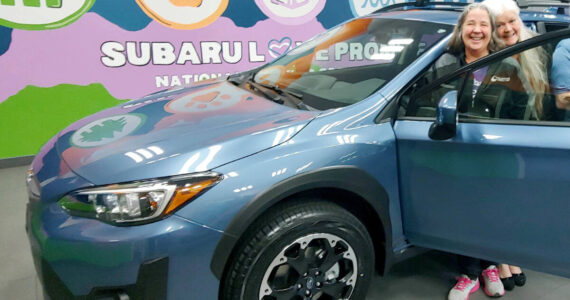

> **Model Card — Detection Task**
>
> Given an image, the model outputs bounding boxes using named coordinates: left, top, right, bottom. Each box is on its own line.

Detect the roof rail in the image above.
left=371, top=0, right=569, bottom=14
left=517, top=0, right=570, bottom=14
left=517, top=0, right=569, bottom=7
left=372, top=0, right=472, bottom=14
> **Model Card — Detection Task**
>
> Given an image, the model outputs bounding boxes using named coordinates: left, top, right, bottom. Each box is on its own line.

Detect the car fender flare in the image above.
left=210, top=165, right=392, bottom=279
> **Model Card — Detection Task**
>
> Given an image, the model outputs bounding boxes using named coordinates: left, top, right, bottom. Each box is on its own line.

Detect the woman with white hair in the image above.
left=483, top=0, right=550, bottom=120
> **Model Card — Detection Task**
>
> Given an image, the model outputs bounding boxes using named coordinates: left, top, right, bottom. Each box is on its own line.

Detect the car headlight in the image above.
left=58, top=172, right=222, bottom=225
left=26, top=168, right=40, bottom=198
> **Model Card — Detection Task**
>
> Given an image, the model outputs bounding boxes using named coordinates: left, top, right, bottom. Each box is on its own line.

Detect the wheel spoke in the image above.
left=287, top=250, right=310, bottom=275
left=321, top=281, right=348, bottom=298
left=270, top=286, right=297, bottom=300
left=319, top=247, right=345, bottom=272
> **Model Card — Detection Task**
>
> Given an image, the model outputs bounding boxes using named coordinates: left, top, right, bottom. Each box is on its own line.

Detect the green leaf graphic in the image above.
left=80, top=117, right=127, bottom=143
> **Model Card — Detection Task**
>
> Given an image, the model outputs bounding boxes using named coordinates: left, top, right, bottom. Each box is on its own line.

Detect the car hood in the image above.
left=53, top=80, right=317, bottom=185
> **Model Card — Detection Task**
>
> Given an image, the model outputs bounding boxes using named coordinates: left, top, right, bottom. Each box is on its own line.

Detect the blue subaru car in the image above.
left=26, top=1, right=570, bottom=299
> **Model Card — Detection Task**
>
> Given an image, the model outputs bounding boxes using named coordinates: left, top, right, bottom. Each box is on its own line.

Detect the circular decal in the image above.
left=349, top=0, right=397, bottom=17
left=70, top=114, right=145, bottom=148
left=165, top=88, right=240, bottom=113
left=255, top=0, right=326, bottom=25
left=136, top=0, right=229, bottom=30
left=0, top=0, right=95, bottom=30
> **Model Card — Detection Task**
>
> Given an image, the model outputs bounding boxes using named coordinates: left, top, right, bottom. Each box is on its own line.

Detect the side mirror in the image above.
left=428, top=90, right=458, bottom=140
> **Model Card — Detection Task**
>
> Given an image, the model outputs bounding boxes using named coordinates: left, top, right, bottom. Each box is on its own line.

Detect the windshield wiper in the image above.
left=254, top=81, right=304, bottom=99
left=228, top=72, right=253, bottom=86
left=247, top=80, right=284, bottom=104
left=248, top=79, right=310, bottom=110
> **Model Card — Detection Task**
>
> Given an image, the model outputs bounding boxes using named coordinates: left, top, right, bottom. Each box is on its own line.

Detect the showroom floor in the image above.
left=1, top=165, right=568, bottom=300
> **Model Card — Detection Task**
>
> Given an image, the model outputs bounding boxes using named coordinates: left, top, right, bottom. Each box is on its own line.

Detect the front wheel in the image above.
left=222, top=199, right=375, bottom=300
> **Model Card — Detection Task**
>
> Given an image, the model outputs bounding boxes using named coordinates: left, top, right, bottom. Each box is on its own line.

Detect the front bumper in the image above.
left=36, top=255, right=168, bottom=300
left=26, top=198, right=224, bottom=299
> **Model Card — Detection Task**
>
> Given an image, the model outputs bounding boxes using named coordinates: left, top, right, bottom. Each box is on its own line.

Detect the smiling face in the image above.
left=461, top=8, right=492, bottom=61
left=495, top=10, right=520, bottom=46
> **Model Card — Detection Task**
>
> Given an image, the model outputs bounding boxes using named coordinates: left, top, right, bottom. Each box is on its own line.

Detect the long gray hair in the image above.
left=483, top=0, right=549, bottom=118
left=448, top=3, right=504, bottom=55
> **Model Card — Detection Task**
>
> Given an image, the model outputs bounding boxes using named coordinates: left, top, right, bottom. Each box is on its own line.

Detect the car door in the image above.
left=393, top=29, right=570, bottom=277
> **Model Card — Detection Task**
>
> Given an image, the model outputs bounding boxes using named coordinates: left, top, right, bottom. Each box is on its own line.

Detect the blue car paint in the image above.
left=395, top=120, right=570, bottom=277
left=53, top=80, right=315, bottom=186
left=520, top=11, right=570, bottom=23
left=178, top=95, right=400, bottom=234
left=28, top=202, right=222, bottom=298
left=25, top=8, right=570, bottom=300
left=28, top=73, right=401, bottom=299
left=27, top=63, right=407, bottom=298
left=32, top=139, right=94, bottom=202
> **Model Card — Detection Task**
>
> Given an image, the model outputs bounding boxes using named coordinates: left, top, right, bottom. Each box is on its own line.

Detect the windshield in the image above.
left=254, top=17, right=453, bottom=110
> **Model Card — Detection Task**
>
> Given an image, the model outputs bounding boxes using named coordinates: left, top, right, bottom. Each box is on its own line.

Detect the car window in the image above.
left=254, top=17, right=453, bottom=110
left=401, top=36, right=570, bottom=124
left=401, top=72, right=466, bottom=118
left=458, top=39, right=570, bottom=123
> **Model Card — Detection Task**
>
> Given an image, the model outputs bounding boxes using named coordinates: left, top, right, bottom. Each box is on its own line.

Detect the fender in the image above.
left=210, top=165, right=393, bottom=279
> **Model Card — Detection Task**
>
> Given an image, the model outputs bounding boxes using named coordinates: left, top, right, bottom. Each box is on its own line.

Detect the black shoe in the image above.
left=513, top=273, right=526, bottom=287
left=501, top=277, right=515, bottom=291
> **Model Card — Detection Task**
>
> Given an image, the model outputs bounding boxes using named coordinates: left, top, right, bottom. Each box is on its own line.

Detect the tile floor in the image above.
left=1, top=165, right=568, bottom=300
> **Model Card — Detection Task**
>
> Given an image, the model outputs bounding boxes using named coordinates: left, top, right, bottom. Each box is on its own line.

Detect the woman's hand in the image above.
left=555, top=91, right=570, bottom=110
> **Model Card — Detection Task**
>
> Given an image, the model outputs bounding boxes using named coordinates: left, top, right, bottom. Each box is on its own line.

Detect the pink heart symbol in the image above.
left=268, top=37, right=292, bottom=58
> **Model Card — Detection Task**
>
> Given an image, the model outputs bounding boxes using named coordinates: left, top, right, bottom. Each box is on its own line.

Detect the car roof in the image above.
left=369, top=10, right=460, bottom=26
left=520, top=10, right=570, bottom=23
left=368, top=3, right=570, bottom=26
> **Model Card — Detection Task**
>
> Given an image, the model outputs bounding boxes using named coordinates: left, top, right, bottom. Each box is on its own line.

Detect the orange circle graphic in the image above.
left=136, top=0, right=229, bottom=30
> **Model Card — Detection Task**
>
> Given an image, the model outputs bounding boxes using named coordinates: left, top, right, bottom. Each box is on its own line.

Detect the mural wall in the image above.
left=0, top=0, right=464, bottom=159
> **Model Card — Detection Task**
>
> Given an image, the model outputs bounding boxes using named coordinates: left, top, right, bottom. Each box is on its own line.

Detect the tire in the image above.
left=222, top=199, right=375, bottom=300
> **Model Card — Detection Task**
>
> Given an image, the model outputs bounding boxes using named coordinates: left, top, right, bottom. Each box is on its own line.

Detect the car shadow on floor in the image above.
left=366, top=250, right=460, bottom=300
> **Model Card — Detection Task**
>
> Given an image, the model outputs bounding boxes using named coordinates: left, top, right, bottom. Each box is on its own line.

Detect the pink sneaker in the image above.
left=448, top=275, right=480, bottom=300
left=482, top=265, right=505, bottom=297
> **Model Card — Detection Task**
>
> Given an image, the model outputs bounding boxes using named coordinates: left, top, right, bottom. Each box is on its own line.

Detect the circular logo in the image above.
left=70, top=114, right=145, bottom=148
left=349, top=0, right=397, bottom=17
left=306, top=277, right=315, bottom=289
left=0, top=0, right=95, bottom=30
left=136, top=0, right=229, bottom=30
left=165, top=86, right=241, bottom=113
left=255, top=0, right=326, bottom=25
